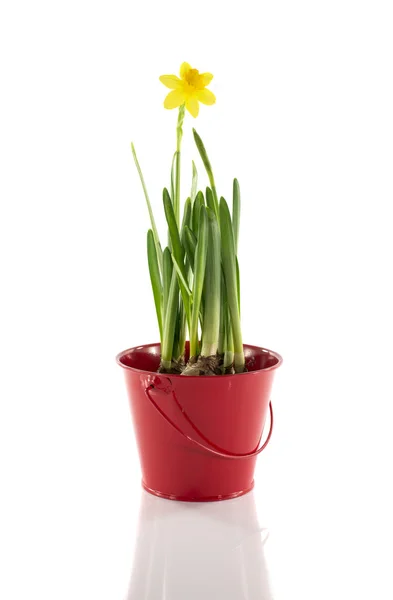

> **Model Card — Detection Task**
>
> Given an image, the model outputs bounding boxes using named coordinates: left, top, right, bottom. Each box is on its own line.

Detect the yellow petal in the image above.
left=180, top=62, right=191, bottom=78
left=159, top=75, right=182, bottom=89
left=197, top=89, right=216, bottom=106
left=200, top=72, right=214, bottom=86
left=186, top=96, right=199, bottom=118
left=164, top=90, right=186, bottom=110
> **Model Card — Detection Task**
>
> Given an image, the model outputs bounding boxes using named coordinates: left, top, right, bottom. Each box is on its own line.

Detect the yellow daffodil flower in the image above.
left=159, top=62, right=216, bottom=118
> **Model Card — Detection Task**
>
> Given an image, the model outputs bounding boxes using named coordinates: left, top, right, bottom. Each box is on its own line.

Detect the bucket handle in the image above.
left=145, top=378, right=274, bottom=460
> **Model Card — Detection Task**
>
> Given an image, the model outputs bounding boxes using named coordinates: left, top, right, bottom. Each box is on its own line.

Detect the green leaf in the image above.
left=180, top=197, right=192, bottom=245
left=236, top=255, right=241, bottom=315
left=220, top=197, right=244, bottom=371
left=161, top=269, right=179, bottom=368
left=162, top=247, right=172, bottom=320
left=174, top=301, right=186, bottom=361
left=147, top=229, right=163, bottom=343
left=184, top=226, right=197, bottom=272
left=206, top=187, right=215, bottom=215
left=163, top=188, right=184, bottom=264
left=190, top=206, right=208, bottom=357
left=193, top=129, right=213, bottom=179
left=223, top=310, right=234, bottom=369
left=200, top=207, right=221, bottom=357
left=192, top=129, right=219, bottom=219
left=171, top=253, right=192, bottom=296
left=232, top=178, right=241, bottom=255
left=191, top=191, right=204, bottom=237
left=218, top=273, right=226, bottom=355
left=131, top=143, right=163, bottom=274
left=163, top=187, right=191, bottom=329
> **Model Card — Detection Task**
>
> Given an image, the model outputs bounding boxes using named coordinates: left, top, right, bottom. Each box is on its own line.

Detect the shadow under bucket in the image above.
left=116, top=343, right=282, bottom=502
left=126, top=489, right=274, bottom=599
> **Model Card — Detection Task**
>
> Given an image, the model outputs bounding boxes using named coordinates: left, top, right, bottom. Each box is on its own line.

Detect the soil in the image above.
left=181, top=354, right=223, bottom=376
left=157, top=354, right=246, bottom=376
left=158, top=358, right=185, bottom=375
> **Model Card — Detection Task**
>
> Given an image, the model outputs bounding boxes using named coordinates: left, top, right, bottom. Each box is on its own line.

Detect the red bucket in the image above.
left=116, top=342, right=282, bottom=502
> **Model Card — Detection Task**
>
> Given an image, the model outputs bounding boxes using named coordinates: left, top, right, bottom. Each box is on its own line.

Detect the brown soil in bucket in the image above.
left=158, top=358, right=185, bottom=375
left=182, top=354, right=224, bottom=376
left=157, top=352, right=246, bottom=376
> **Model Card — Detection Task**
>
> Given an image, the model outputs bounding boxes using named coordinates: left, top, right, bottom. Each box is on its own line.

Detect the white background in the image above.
left=1, top=0, right=393, bottom=598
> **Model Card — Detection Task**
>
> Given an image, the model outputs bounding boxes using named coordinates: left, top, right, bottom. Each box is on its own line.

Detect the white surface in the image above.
left=1, top=0, right=393, bottom=598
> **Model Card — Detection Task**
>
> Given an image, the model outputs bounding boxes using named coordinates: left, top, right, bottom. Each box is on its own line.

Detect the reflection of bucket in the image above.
left=117, top=342, right=282, bottom=501
left=126, top=490, right=274, bottom=600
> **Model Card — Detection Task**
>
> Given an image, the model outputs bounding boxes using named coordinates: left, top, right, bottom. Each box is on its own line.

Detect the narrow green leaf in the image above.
left=180, top=197, right=192, bottom=245
left=172, top=301, right=182, bottom=360
left=236, top=256, right=241, bottom=315
left=206, top=187, right=215, bottom=214
left=192, top=129, right=213, bottom=179
left=175, top=301, right=187, bottom=361
left=191, top=161, right=198, bottom=203
left=191, top=191, right=204, bottom=237
left=184, top=226, right=197, bottom=272
left=147, top=230, right=163, bottom=343
left=163, top=247, right=172, bottom=320
left=171, top=253, right=192, bottom=296
left=232, top=178, right=241, bottom=255
left=163, top=188, right=191, bottom=329
left=218, top=273, right=226, bottom=355
left=163, top=188, right=184, bottom=264
left=201, top=207, right=221, bottom=357
left=131, top=143, right=163, bottom=274
left=192, top=129, right=219, bottom=219
left=190, top=206, right=208, bottom=358
left=161, top=269, right=178, bottom=368
left=220, top=197, right=244, bottom=371
left=224, top=310, right=234, bottom=369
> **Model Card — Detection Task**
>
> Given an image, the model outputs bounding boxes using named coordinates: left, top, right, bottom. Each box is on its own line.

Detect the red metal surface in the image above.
left=116, top=342, right=282, bottom=502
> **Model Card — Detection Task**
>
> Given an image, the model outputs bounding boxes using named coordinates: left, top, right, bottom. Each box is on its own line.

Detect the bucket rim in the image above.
left=116, top=342, right=283, bottom=377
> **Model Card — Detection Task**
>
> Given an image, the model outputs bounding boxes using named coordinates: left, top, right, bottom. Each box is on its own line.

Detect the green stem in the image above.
left=170, top=152, right=176, bottom=207
left=174, top=105, right=185, bottom=227
left=191, top=161, right=198, bottom=203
